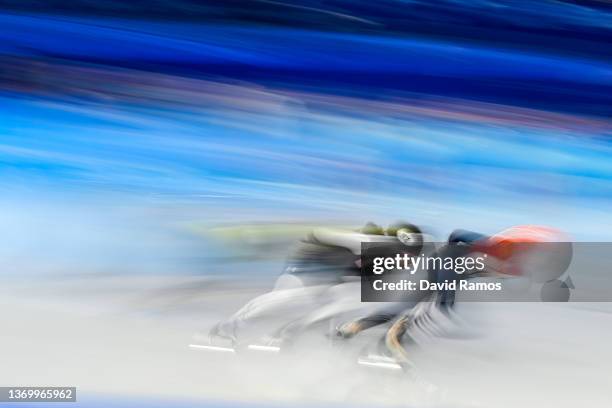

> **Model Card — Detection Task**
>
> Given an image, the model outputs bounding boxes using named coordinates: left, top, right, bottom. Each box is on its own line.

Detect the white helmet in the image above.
left=387, top=222, right=423, bottom=248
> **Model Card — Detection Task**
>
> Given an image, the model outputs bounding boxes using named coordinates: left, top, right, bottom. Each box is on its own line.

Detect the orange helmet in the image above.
left=477, top=225, right=572, bottom=280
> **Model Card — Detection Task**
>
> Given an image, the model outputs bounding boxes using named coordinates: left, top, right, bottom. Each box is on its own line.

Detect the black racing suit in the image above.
left=430, top=229, right=489, bottom=310
left=338, top=230, right=487, bottom=339
left=282, top=231, right=361, bottom=287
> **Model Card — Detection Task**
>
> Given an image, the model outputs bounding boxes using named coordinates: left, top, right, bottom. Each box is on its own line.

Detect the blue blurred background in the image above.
left=0, top=1, right=611, bottom=277
left=1, top=3, right=612, bottom=408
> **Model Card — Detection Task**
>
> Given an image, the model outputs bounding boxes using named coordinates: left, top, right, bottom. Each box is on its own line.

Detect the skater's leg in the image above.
left=336, top=312, right=395, bottom=339
left=211, top=274, right=326, bottom=341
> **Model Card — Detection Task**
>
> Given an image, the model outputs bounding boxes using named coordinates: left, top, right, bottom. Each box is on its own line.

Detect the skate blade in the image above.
left=357, top=354, right=403, bottom=370
left=188, top=343, right=236, bottom=353
left=247, top=344, right=281, bottom=352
